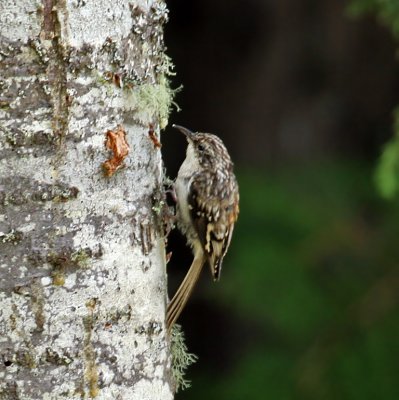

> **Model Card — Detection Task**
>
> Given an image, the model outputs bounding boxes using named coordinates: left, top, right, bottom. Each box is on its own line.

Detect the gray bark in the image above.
left=0, top=0, right=173, bottom=398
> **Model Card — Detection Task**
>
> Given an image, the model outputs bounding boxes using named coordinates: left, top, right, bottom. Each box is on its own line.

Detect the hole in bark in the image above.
left=4, top=360, right=12, bottom=367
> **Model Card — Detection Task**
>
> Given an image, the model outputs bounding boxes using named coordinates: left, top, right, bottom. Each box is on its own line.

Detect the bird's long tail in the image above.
left=167, top=254, right=205, bottom=333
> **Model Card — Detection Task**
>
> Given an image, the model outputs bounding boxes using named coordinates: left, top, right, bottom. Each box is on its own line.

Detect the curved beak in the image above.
left=172, top=124, right=194, bottom=138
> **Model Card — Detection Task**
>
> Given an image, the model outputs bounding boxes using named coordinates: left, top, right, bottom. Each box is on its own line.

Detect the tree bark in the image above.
left=0, top=0, right=173, bottom=398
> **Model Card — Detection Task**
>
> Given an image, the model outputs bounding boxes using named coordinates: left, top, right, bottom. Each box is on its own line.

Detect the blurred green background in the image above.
left=164, top=1, right=399, bottom=398
left=190, top=163, right=399, bottom=399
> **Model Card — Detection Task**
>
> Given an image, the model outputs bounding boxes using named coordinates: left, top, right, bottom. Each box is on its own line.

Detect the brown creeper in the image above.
left=167, top=125, right=239, bottom=331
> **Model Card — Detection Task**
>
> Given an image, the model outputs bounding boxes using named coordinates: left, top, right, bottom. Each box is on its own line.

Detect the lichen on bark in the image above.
left=0, top=0, right=175, bottom=398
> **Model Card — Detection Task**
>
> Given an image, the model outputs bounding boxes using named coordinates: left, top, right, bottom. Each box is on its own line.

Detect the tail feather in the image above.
left=167, top=255, right=205, bottom=332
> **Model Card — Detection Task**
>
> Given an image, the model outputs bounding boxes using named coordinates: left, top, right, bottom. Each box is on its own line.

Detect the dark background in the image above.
left=163, top=1, right=399, bottom=399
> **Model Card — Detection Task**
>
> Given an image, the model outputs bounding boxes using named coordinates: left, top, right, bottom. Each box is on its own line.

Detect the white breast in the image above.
left=175, top=143, right=199, bottom=243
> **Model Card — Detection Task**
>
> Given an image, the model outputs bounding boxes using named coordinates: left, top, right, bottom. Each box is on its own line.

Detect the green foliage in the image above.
left=348, top=0, right=399, bottom=199
left=374, top=107, right=399, bottom=198
left=183, top=162, right=399, bottom=400
left=374, top=136, right=399, bottom=198
left=348, top=0, right=399, bottom=37
left=347, top=0, right=378, bottom=16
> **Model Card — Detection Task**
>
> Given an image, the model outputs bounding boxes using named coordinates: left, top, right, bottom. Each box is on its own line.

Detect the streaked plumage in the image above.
left=167, top=125, right=239, bottom=331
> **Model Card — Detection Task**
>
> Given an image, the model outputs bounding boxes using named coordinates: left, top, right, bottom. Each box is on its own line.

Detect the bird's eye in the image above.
left=197, top=144, right=205, bottom=152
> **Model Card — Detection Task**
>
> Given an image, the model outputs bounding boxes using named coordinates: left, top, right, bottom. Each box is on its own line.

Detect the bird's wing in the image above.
left=188, top=171, right=239, bottom=280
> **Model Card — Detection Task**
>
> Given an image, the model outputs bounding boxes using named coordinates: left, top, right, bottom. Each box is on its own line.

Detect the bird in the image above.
left=167, top=124, right=239, bottom=332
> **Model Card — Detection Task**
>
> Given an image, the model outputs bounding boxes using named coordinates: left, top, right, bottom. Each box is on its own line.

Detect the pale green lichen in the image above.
left=170, top=324, right=198, bottom=392
left=97, top=52, right=180, bottom=129
left=51, top=269, right=66, bottom=286
left=48, top=247, right=92, bottom=286
left=15, top=349, right=36, bottom=369
left=97, top=71, right=180, bottom=128
left=152, top=200, right=165, bottom=215
left=134, top=74, right=181, bottom=129
left=71, top=249, right=90, bottom=268
left=157, top=54, right=176, bottom=80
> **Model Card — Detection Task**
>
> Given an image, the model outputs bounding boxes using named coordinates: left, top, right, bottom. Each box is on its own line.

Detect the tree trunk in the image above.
left=0, top=0, right=174, bottom=398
